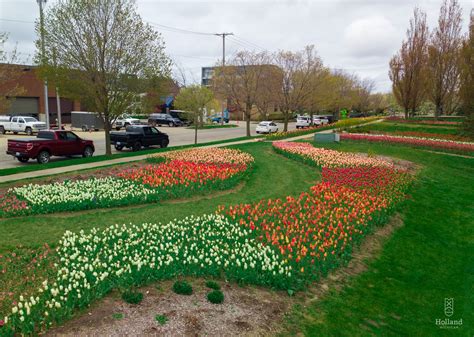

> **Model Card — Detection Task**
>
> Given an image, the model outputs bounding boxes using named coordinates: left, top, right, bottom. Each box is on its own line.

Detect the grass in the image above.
left=347, top=121, right=461, bottom=136
left=0, top=136, right=256, bottom=177
left=0, top=142, right=319, bottom=253
left=281, top=140, right=474, bottom=336
left=186, top=124, right=238, bottom=129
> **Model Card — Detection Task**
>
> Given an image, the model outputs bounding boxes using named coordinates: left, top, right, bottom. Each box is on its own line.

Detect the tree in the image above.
left=459, top=10, right=474, bottom=136
left=38, top=0, right=171, bottom=155
left=428, top=0, right=463, bottom=118
left=273, top=45, right=323, bottom=131
left=174, top=85, right=214, bottom=144
left=0, top=33, right=26, bottom=114
left=213, top=51, right=271, bottom=137
left=389, top=8, right=429, bottom=118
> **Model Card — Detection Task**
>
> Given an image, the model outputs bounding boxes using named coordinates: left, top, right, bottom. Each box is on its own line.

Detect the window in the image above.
left=18, top=118, right=25, bottom=124
left=66, top=132, right=78, bottom=141
left=151, top=127, right=159, bottom=134
left=57, top=132, right=67, bottom=140
left=143, top=127, right=152, bottom=135
left=11, top=117, right=17, bottom=123
left=37, top=131, right=54, bottom=140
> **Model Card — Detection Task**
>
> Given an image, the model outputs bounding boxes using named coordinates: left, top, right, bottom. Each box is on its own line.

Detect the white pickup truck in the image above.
left=0, top=116, right=47, bottom=135
left=113, top=114, right=141, bottom=131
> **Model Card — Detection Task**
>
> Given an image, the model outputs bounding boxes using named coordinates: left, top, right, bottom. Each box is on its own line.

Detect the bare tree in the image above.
left=0, top=33, right=26, bottom=114
left=255, top=64, right=281, bottom=120
left=428, top=0, right=463, bottom=118
left=460, top=10, right=474, bottom=135
left=213, top=51, right=270, bottom=137
left=389, top=8, right=429, bottom=118
left=354, top=78, right=375, bottom=114
left=38, top=0, right=171, bottom=155
left=274, top=45, right=323, bottom=131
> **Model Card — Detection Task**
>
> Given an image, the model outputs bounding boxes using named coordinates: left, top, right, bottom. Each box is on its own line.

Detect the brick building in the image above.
left=0, top=63, right=81, bottom=123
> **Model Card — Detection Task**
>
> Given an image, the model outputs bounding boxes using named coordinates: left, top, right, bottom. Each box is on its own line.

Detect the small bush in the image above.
left=173, top=280, right=193, bottom=295
left=207, top=290, right=224, bottom=304
left=155, top=314, right=168, bottom=325
left=112, top=313, right=124, bottom=320
left=205, top=280, right=221, bottom=290
left=121, top=290, right=144, bottom=304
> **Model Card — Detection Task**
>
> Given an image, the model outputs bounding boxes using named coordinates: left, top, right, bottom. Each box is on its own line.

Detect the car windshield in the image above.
left=24, top=117, right=38, bottom=123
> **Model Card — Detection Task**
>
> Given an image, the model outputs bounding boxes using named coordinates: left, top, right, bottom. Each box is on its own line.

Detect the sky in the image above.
left=0, top=0, right=472, bottom=93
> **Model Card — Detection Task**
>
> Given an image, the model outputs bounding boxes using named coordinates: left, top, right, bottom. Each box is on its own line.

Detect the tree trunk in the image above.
left=435, top=104, right=442, bottom=120
left=283, top=110, right=289, bottom=132
left=245, top=103, right=251, bottom=137
left=194, top=113, right=198, bottom=144
left=404, top=107, right=409, bottom=119
left=104, top=117, right=112, bottom=156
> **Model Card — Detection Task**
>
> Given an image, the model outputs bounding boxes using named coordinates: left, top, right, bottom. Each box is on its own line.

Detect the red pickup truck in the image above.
left=7, top=130, right=95, bottom=164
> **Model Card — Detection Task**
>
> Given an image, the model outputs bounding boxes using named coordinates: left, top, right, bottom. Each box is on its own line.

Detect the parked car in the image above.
left=110, top=125, right=169, bottom=151
left=296, top=116, right=312, bottom=129
left=114, top=114, right=141, bottom=130
left=209, top=114, right=229, bottom=124
left=313, top=116, right=329, bottom=125
left=6, top=130, right=94, bottom=164
left=256, top=121, right=278, bottom=134
left=0, top=116, right=47, bottom=135
left=169, top=110, right=191, bottom=126
left=148, top=113, right=183, bottom=127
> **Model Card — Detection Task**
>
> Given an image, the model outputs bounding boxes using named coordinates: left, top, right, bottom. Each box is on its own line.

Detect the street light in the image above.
left=37, top=0, right=50, bottom=128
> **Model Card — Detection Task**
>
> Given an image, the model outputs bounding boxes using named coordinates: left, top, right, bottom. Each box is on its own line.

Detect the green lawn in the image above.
left=282, top=140, right=474, bottom=336
left=347, top=121, right=462, bottom=136
left=0, top=142, right=319, bottom=253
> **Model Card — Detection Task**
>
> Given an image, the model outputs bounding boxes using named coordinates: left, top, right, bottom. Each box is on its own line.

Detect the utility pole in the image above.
left=215, top=32, right=233, bottom=124
left=37, top=0, right=50, bottom=128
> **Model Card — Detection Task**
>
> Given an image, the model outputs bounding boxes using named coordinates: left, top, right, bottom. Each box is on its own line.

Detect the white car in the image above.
left=114, top=114, right=141, bottom=130
left=313, top=116, right=329, bottom=126
left=256, top=121, right=278, bottom=134
left=296, top=116, right=311, bottom=129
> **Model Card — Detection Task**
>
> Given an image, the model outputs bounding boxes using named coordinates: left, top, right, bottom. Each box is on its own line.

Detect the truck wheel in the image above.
left=0, top=126, right=5, bottom=134
left=115, top=144, right=124, bottom=151
left=37, top=151, right=50, bottom=164
left=132, top=142, right=141, bottom=152
left=168, top=122, right=174, bottom=127
left=25, top=127, right=33, bottom=136
left=13, top=132, right=18, bottom=135
left=160, top=141, right=168, bottom=148
left=17, top=157, right=29, bottom=163
left=82, top=146, right=94, bottom=158
left=115, top=127, right=121, bottom=131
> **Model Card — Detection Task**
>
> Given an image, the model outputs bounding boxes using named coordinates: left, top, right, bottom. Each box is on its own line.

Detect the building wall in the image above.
left=0, top=64, right=80, bottom=123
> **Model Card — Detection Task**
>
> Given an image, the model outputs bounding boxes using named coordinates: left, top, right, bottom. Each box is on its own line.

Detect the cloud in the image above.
left=343, top=15, right=398, bottom=58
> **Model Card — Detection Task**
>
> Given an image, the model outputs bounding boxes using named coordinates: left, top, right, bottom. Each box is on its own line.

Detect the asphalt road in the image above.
left=0, top=121, right=296, bottom=169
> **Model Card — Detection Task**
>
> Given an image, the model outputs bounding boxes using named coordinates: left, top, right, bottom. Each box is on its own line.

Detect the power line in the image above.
left=145, top=20, right=215, bottom=36
left=0, top=18, right=35, bottom=24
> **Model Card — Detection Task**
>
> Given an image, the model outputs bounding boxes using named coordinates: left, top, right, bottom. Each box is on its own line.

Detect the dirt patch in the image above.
left=45, top=214, right=405, bottom=337
left=46, top=280, right=289, bottom=337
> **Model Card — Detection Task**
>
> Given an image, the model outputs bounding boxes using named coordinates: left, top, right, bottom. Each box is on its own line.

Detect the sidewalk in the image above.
left=0, top=120, right=380, bottom=183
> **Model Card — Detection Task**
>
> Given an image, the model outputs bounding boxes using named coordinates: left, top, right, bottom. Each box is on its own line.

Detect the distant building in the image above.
left=0, top=63, right=81, bottom=123
left=201, top=67, right=215, bottom=86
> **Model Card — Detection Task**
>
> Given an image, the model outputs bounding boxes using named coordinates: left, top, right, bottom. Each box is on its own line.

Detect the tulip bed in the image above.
left=0, top=141, right=414, bottom=335
left=340, top=133, right=474, bottom=153
left=0, top=148, right=254, bottom=217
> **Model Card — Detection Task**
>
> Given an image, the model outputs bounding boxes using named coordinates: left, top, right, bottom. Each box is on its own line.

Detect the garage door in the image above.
left=8, top=97, right=39, bottom=117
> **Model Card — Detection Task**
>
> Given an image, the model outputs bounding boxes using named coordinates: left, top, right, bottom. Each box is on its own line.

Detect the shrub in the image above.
left=121, top=290, right=143, bottom=304
left=173, top=280, right=193, bottom=295
left=207, top=290, right=224, bottom=304
left=205, top=280, right=221, bottom=290
left=155, top=314, right=168, bottom=325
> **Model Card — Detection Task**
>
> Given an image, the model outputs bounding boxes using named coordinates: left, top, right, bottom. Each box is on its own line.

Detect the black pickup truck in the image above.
left=110, top=125, right=169, bottom=151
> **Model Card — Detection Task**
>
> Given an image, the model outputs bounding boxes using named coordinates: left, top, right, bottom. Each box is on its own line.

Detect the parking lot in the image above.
left=0, top=121, right=296, bottom=169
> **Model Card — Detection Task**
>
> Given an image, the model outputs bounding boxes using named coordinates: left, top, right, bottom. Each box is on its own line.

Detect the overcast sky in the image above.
left=0, top=0, right=472, bottom=92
